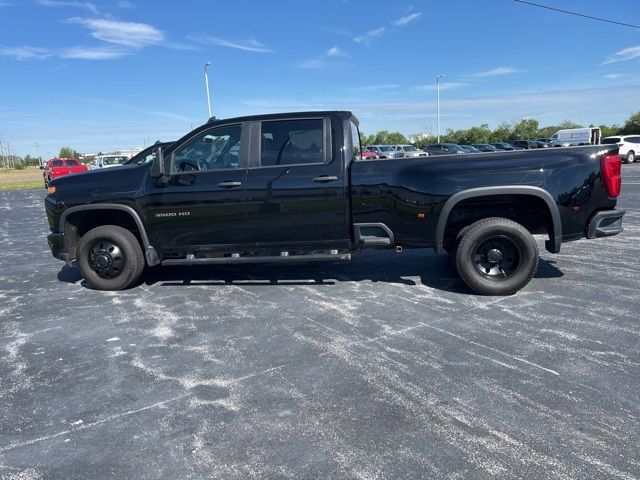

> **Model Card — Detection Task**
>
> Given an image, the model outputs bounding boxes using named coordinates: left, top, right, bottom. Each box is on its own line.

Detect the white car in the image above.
left=90, top=155, right=129, bottom=169
left=601, top=135, right=640, bottom=163
left=393, top=144, right=429, bottom=157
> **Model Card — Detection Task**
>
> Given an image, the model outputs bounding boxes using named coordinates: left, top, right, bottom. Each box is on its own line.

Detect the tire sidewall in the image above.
left=456, top=219, right=539, bottom=295
left=76, top=225, right=144, bottom=290
left=627, top=151, right=635, bottom=163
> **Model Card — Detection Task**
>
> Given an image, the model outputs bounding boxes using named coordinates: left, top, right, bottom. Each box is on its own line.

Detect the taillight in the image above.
left=601, top=154, right=621, bottom=198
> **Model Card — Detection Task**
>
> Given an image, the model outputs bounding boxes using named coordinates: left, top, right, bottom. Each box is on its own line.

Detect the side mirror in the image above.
left=150, top=146, right=165, bottom=178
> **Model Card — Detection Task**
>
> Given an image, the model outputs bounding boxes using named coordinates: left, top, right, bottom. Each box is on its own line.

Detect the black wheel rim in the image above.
left=473, top=235, right=521, bottom=280
left=89, top=239, right=124, bottom=279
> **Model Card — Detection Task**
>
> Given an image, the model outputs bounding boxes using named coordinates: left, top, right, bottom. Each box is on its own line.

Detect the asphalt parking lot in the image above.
left=1, top=165, right=639, bottom=480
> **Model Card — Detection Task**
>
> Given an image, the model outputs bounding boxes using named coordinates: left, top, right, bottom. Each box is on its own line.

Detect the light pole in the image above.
left=35, top=142, right=41, bottom=166
left=436, top=74, right=444, bottom=143
left=204, top=61, right=212, bottom=119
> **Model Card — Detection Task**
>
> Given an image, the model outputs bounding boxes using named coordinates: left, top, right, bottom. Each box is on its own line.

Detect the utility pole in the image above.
left=436, top=74, right=444, bottom=143
left=35, top=142, right=41, bottom=166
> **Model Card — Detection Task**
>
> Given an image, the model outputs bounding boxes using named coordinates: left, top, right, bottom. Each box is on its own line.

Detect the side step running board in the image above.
left=161, top=253, right=351, bottom=266
left=353, top=222, right=395, bottom=247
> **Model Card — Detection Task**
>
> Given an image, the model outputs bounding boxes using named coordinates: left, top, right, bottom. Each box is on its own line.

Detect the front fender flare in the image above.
left=59, top=203, right=160, bottom=266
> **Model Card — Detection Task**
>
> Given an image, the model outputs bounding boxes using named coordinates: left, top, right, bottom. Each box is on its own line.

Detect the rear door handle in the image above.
left=217, top=181, right=242, bottom=188
left=312, top=175, right=338, bottom=182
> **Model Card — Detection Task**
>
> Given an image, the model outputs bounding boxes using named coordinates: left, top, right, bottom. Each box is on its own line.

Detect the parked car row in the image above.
left=363, top=144, right=429, bottom=159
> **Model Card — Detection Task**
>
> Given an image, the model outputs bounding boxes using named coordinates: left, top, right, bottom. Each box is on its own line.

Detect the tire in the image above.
left=444, top=224, right=472, bottom=257
left=76, top=225, right=145, bottom=291
left=455, top=217, right=539, bottom=295
left=626, top=151, right=635, bottom=164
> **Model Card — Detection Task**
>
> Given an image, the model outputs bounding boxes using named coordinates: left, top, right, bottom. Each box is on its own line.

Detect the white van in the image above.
left=90, top=154, right=129, bottom=170
left=551, top=127, right=601, bottom=147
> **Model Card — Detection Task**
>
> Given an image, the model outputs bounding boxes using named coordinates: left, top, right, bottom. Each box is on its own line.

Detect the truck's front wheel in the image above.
left=76, top=225, right=145, bottom=290
left=455, top=217, right=539, bottom=295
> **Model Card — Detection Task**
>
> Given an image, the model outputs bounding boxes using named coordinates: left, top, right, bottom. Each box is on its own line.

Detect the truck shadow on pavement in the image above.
left=57, top=251, right=564, bottom=294
left=58, top=251, right=564, bottom=294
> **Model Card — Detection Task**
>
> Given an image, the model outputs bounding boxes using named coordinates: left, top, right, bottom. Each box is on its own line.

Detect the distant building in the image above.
left=79, top=147, right=143, bottom=161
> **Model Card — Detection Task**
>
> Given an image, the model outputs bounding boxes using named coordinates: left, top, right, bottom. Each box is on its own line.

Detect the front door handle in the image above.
left=312, top=175, right=338, bottom=183
left=217, top=181, right=242, bottom=188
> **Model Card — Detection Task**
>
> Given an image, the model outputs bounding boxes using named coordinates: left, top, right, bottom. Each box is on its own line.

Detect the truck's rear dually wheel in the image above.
left=455, top=217, right=539, bottom=295
left=76, top=225, right=145, bottom=290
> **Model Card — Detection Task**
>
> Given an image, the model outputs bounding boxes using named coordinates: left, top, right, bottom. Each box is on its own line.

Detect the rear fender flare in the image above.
left=435, top=186, right=562, bottom=255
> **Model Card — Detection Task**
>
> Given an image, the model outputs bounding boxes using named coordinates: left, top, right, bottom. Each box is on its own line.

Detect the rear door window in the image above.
left=260, top=118, right=325, bottom=167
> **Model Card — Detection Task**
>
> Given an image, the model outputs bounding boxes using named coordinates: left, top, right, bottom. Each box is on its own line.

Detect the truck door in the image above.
left=145, top=122, right=249, bottom=250
left=243, top=116, right=350, bottom=250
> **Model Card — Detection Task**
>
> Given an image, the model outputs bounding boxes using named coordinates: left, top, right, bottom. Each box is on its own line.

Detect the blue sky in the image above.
left=1, top=0, right=639, bottom=157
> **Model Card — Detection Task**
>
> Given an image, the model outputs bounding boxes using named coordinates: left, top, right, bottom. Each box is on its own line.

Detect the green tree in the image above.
left=620, top=111, right=640, bottom=135
left=59, top=146, right=75, bottom=158
left=599, top=124, right=620, bottom=138
left=457, top=124, right=492, bottom=144
left=511, top=119, right=539, bottom=140
left=362, top=130, right=408, bottom=146
left=491, top=122, right=513, bottom=143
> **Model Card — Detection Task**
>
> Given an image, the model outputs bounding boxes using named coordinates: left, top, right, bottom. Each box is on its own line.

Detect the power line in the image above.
left=514, top=0, right=640, bottom=29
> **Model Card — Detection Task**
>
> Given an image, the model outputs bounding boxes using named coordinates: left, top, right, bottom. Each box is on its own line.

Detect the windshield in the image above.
left=379, top=146, right=395, bottom=151
left=403, top=145, right=418, bottom=151
left=102, top=156, right=128, bottom=165
left=601, top=138, right=620, bottom=144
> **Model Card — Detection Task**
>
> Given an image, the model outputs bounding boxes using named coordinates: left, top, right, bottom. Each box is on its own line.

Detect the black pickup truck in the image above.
left=44, top=111, right=624, bottom=295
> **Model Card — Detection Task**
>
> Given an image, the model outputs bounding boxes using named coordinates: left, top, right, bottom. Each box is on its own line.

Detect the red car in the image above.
left=42, top=158, right=88, bottom=187
left=361, top=147, right=379, bottom=160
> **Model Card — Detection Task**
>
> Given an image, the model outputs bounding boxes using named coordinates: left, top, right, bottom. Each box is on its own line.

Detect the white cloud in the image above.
left=413, top=82, right=468, bottom=91
left=238, top=84, right=640, bottom=135
left=604, top=73, right=626, bottom=79
left=0, top=44, right=127, bottom=61
left=37, top=0, right=99, bottom=14
left=326, top=46, right=347, bottom=57
left=68, top=17, right=164, bottom=48
left=60, top=46, right=129, bottom=59
left=346, top=84, right=399, bottom=92
left=602, top=45, right=640, bottom=64
left=354, top=27, right=385, bottom=45
left=298, top=46, right=350, bottom=69
left=465, top=66, right=523, bottom=78
left=392, top=12, right=421, bottom=27
left=187, top=35, right=271, bottom=53
left=0, top=45, right=51, bottom=60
